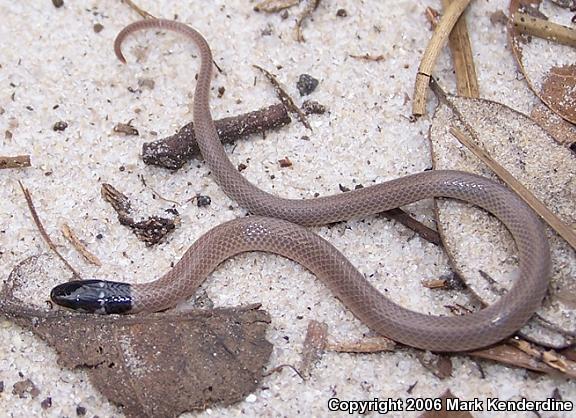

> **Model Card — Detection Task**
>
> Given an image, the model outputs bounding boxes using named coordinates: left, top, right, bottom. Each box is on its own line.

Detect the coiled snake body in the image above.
left=51, top=19, right=551, bottom=352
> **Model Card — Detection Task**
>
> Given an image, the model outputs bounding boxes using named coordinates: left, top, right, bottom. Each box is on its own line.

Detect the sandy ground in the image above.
left=0, top=0, right=574, bottom=417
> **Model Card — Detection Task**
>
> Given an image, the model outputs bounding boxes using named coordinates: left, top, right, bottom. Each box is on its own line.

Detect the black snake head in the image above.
left=50, top=280, right=132, bottom=314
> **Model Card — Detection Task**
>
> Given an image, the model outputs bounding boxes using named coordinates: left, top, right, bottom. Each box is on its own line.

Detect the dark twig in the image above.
left=253, top=65, right=311, bottom=130
left=143, top=103, right=291, bottom=170
left=18, top=182, right=80, bottom=278
left=380, top=208, right=442, bottom=246
left=0, top=155, right=31, bottom=169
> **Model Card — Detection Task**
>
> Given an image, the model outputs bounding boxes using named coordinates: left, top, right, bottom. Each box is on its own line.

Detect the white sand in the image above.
left=0, top=0, right=574, bottom=417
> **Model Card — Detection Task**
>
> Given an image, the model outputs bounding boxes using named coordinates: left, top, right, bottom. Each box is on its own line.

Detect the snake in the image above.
left=50, top=19, right=551, bottom=352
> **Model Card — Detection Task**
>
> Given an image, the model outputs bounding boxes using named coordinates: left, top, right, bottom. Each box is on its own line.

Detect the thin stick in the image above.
left=513, top=12, right=576, bottom=48
left=18, top=182, right=80, bottom=277
left=61, top=223, right=102, bottom=267
left=441, top=0, right=479, bottom=98
left=0, top=155, right=31, bottom=169
left=123, top=0, right=156, bottom=19
left=253, top=65, right=311, bottom=130
left=413, top=0, right=471, bottom=115
left=450, top=127, right=576, bottom=250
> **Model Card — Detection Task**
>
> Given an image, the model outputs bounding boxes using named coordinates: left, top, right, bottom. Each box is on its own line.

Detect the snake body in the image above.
left=50, top=19, right=551, bottom=352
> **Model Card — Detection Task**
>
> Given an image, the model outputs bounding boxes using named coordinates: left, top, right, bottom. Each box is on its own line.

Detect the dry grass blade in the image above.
left=449, top=127, right=576, bottom=250
left=441, top=0, right=479, bottom=98
left=513, top=12, right=576, bottom=47
left=61, top=223, right=102, bottom=266
left=18, top=181, right=79, bottom=277
left=413, top=0, right=472, bottom=115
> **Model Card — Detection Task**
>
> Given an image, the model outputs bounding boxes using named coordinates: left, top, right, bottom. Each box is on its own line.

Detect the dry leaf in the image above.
left=530, top=102, right=576, bottom=147
left=1, top=255, right=273, bottom=418
left=509, top=0, right=576, bottom=124
left=298, top=320, right=328, bottom=378
left=430, top=93, right=576, bottom=348
left=540, top=65, right=576, bottom=123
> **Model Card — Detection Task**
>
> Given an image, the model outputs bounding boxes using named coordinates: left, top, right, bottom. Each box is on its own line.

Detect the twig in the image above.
left=295, top=0, right=321, bottom=42
left=123, top=0, right=156, bottom=19
left=441, top=0, right=479, bottom=98
left=326, top=336, right=396, bottom=353
left=254, top=65, right=311, bottom=130
left=413, top=0, right=472, bottom=116
left=142, top=103, right=291, bottom=170
left=380, top=208, right=442, bottom=245
left=513, top=12, right=576, bottom=47
left=349, top=53, right=386, bottom=62
left=449, top=127, right=576, bottom=251
left=0, top=155, right=31, bottom=169
left=18, top=182, right=80, bottom=278
left=470, top=338, right=576, bottom=378
left=61, top=223, right=102, bottom=267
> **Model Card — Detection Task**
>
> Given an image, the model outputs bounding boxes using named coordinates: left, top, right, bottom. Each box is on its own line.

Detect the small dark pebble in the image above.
left=296, top=74, right=319, bottom=96
left=0, top=381, right=3, bottom=393
left=570, top=142, right=576, bottom=154
left=76, top=405, right=87, bottom=416
left=280, top=10, right=289, bottom=19
left=301, top=100, right=326, bottom=115
left=354, top=184, right=364, bottom=190
left=196, top=195, right=211, bottom=207
left=93, top=23, right=104, bottom=33
left=119, top=166, right=125, bottom=172
left=338, top=184, right=350, bottom=192
left=237, top=162, right=247, bottom=171
left=336, top=9, right=348, bottom=17
left=41, top=397, right=52, bottom=409
left=96, top=233, right=103, bottom=239
left=26, top=105, right=34, bottom=111
left=44, top=171, right=53, bottom=176
left=301, top=135, right=310, bottom=141
left=5, top=130, right=12, bottom=140
left=217, top=86, right=226, bottom=98
left=53, top=121, right=68, bottom=131
left=52, top=0, right=64, bottom=8
left=278, top=157, right=292, bottom=168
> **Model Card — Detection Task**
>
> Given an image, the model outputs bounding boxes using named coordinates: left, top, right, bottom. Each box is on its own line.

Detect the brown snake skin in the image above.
left=110, top=19, right=550, bottom=351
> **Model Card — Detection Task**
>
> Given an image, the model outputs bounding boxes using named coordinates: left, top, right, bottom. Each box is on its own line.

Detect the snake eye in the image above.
left=50, top=280, right=132, bottom=314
